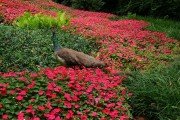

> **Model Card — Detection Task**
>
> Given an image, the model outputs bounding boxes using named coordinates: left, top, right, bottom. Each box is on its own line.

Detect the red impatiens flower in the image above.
left=81, top=115, right=88, bottom=120
left=2, top=114, right=8, bottom=119
left=33, top=117, right=40, bottom=120
left=91, top=112, right=97, bottom=117
left=38, top=106, right=45, bottom=111
left=26, top=109, right=35, bottom=115
left=0, top=88, right=7, bottom=96
left=102, top=108, right=110, bottom=115
left=38, top=90, right=44, bottom=95
left=16, top=95, right=24, bottom=101
left=18, top=112, right=24, bottom=120
left=44, top=113, right=55, bottom=120
left=18, top=76, right=27, bottom=82
left=64, top=93, right=72, bottom=101
left=19, top=90, right=27, bottom=96
left=28, top=81, right=36, bottom=89
left=0, top=104, right=2, bottom=108
left=64, top=101, right=72, bottom=108
left=66, top=110, right=74, bottom=119
left=46, top=101, right=52, bottom=110
left=10, top=90, right=15, bottom=95
left=51, top=108, right=61, bottom=115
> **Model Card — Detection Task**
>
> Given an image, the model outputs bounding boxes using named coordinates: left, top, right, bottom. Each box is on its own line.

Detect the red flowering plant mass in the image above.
left=0, top=67, right=131, bottom=119
left=0, top=0, right=180, bottom=119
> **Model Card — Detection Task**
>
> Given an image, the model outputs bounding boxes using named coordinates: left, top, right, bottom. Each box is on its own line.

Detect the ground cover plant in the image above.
left=0, top=24, right=97, bottom=72
left=0, top=67, right=130, bottom=120
left=111, top=13, right=180, bottom=41
left=125, top=57, right=180, bottom=120
left=0, top=0, right=180, bottom=119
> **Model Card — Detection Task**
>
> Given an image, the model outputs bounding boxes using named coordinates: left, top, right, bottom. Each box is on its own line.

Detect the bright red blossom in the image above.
left=2, top=114, right=8, bottom=119
left=16, top=95, right=24, bottom=101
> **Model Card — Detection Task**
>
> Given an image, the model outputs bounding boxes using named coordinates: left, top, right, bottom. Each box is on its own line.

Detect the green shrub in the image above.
left=15, top=12, right=70, bottom=29
left=0, top=24, right=98, bottom=72
left=113, top=0, right=180, bottom=20
left=125, top=58, right=180, bottom=119
left=55, top=0, right=105, bottom=11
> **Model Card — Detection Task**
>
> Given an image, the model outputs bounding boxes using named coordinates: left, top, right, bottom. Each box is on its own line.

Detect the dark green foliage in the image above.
left=54, top=0, right=180, bottom=20
left=54, top=0, right=105, bottom=11
left=125, top=58, right=180, bottom=119
left=0, top=24, right=97, bottom=72
left=108, top=0, right=180, bottom=20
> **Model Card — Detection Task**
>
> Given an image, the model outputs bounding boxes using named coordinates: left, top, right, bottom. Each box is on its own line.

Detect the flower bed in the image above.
left=0, top=67, right=130, bottom=120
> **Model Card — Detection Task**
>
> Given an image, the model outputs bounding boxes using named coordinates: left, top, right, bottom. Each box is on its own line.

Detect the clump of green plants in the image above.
left=0, top=24, right=98, bottom=72
left=125, top=57, right=180, bottom=120
left=15, top=12, right=70, bottom=29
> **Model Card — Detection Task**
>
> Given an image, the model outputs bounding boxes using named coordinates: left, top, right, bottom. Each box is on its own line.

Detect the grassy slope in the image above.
left=125, top=58, right=180, bottom=120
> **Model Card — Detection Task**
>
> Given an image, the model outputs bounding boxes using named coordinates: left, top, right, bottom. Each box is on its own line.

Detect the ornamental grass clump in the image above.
left=0, top=67, right=131, bottom=120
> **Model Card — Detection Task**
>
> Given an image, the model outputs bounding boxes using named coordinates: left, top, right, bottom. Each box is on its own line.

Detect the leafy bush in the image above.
left=15, top=12, right=70, bottom=29
left=125, top=58, right=180, bottom=119
left=55, top=0, right=105, bottom=11
left=112, top=0, right=180, bottom=20
left=0, top=66, right=130, bottom=120
left=0, top=24, right=97, bottom=72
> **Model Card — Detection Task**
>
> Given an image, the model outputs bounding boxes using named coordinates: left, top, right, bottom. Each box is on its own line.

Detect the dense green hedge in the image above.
left=54, top=0, right=180, bottom=20
left=0, top=24, right=97, bottom=72
left=113, top=0, right=180, bottom=20
left=54, top=0, right=104, bottom=11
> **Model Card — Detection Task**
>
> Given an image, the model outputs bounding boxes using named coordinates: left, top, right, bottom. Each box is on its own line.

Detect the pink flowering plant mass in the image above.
left=0, top=0, right=180, bottom=119
left=0, top=67, right=130, bottom=120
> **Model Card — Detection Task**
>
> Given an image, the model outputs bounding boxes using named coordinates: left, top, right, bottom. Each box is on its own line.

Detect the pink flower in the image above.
left=38, top=106, right=45, bottom=111
left=18, top=112, right=24, bottom=120
left=19, top=90, right=27, bottom=96
left=55, top=116, right=62, bottom=120
left=64, top=93, right=72, bottom=101
left=47, top=82, right=54, bottom=90
left=102, top=108, right=110, bottom=114
left=18, top=77, right=27, bottom=82
left=107, top=103, right=115, bottom=108
left=64, top=101, right=72, bottom=108
left=121, top=89, right=126, bottom=95
left=0, top=104, right=2, bottom=108
left=10, top=90, right=15, bottom=95
left=28, top=81, right=36, bottom=89
left=2, top=114, right=8, bottom=119
left=91, top=112, right=97, bottom=117
left=120, top=115, right=130, bottom=120
left=66, top=110, right=74, bottom=119
left=81, top=115, right=87, bottom=120
left=33, top=117, right=40, bottom=120
left=26, top=109, right=35, bottom=115
left=51, top=108, right=61, bottom=114
left=109, top=110, right=119, bottom=118
left=16, top=95, right=24, bottom=101
left=51, top=93, right=57, bottom=99
left=27, top=105, right=33, bottom=109
left=38, top=90, right=44, bottom=95
left=46, top=101, right=52, bottom=110
left=44, top=113, right=55, bottom=120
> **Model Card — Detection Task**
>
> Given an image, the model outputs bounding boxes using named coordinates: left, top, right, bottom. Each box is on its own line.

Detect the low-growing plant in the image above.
left=14, top=12, right=70, bottom=29
left=0, top=24, right=98, bottom=72
left=125, top=58, right=180, bottom=120
left=0, top=66, right=131, bottom=120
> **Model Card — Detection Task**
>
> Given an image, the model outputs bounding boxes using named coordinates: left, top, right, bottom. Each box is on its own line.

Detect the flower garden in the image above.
left=0, top=0, right=180, bottom=119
